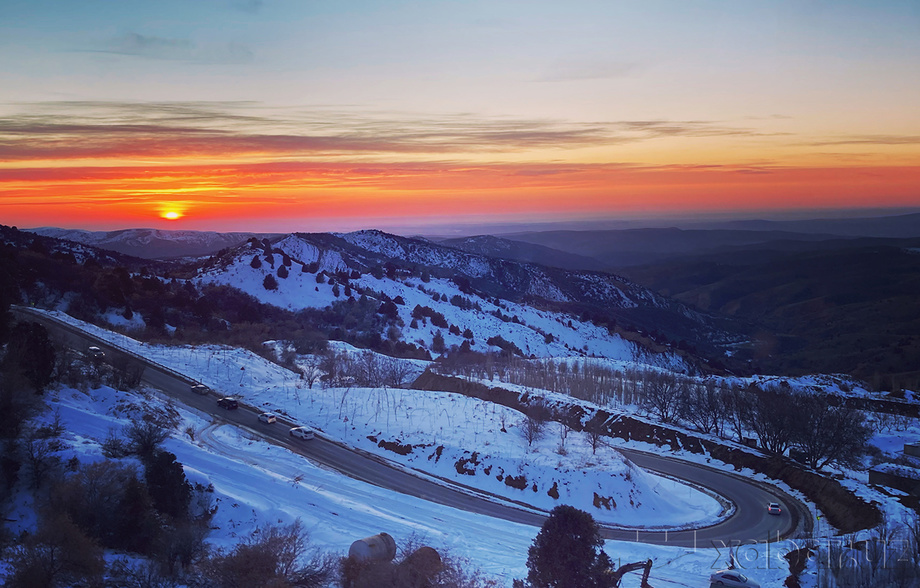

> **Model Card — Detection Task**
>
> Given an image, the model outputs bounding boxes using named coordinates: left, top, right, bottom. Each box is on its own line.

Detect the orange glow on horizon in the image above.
left=1, top=159, right=919, bottom=231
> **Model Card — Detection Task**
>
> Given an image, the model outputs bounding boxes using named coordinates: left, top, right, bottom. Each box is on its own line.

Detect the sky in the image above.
left=1, top=0, right=919, bottom=233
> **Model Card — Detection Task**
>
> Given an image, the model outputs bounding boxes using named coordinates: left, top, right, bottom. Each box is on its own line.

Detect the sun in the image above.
left=161, top=210, right=183, bottom=220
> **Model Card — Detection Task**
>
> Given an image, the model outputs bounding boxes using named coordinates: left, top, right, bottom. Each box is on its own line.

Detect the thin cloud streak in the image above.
left=0, top=101, right=768, bottom=162
left=807, top=135, right=920, bottom=146
left=82, top=33, right=255, bottom=64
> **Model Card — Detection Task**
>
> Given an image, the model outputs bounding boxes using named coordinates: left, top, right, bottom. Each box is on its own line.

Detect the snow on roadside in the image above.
left=36, top=309, right=722, bottom=529
left=34, top=384, right=790, bottom=587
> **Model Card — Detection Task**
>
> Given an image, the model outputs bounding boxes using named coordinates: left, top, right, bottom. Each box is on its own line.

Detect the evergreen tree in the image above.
left=144, top=450, right=192, bottom=520
left=2, top=321, right=56, bottom=392
left=524, top=505, right=612, bottom=588
left=431, top=330, right=446, bottom=354
left=263, top=274, right=279, bottom=291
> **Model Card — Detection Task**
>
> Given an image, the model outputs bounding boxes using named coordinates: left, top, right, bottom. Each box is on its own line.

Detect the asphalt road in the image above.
left=18, top=307, right=807, bottom=548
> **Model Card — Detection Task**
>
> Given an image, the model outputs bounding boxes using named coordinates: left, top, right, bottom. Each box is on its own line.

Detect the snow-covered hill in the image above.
left=195, top=231, right=700, bottom=370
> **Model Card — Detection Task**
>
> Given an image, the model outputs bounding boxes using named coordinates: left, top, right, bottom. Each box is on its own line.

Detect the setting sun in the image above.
left=161, top=211, right=183, bottom=220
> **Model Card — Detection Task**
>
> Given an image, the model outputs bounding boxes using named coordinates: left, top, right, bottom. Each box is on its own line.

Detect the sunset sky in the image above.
left=2, top=0, right=919, bottom=233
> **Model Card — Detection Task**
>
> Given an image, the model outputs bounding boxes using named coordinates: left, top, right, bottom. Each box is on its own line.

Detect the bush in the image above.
left=200, top=520, right=335, bottom=588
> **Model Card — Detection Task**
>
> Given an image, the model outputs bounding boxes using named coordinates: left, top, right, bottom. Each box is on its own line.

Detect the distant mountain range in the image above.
left=494, top=213, right=920, bottom=269
left=27, top=227, right=276, bottom=260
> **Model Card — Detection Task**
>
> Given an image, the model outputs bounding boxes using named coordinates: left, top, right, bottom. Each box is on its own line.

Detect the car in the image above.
left=217, top=397, right=239, bottom=410
left=289, top=426, right=315, bottom=440
left=767, top=502, right=782, bottom=515
left=87, top=346, right=105, bottom=359
left=190, top=383, right=210, bottom=395
left=710, top=570, right=759, bottom=587
left=258, top=412, right=277, bottom=424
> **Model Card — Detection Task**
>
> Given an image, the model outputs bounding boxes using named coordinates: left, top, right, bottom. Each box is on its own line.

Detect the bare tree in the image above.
left=723, top=384, right=752, bottom=443
left=520, top=400, right=549, bottom=447
left=641, top=371, right=683, bottom=423
left=300, top=354, right=323, bottom=389
left=747, top=385, right=796, bottom=454
left=680, top=379, right=725, bottom=436
left=791, top=396, right=872, bottom=470
left=584, top=415, right=607, bottom=455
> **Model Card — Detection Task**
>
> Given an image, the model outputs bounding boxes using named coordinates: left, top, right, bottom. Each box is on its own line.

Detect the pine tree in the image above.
left=524, top=505, right=612, bottom=588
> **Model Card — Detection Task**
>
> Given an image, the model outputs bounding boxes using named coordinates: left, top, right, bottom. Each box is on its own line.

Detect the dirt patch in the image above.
left=367, top=435, right=415, bottom=456
left=454, top=452, right=481, bottom=475
left=504, top=474, right=527, bottom=490
left=784, top=547, right=812, bottom=588
left=593, top=492, right=616, bottom=510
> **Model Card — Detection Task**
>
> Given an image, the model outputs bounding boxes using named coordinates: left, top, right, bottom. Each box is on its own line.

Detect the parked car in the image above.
left=87, top=346, right=105, bottom=359
left=767, top=502, right=782, bottom=515
left=217, top=397, right=239, bottom=410
left=289, top=426, right=315, bottom=440
left=710, top=570, right=759, bottom=587
left=191, top=383, right=210, bottom=395
left=258, top=412, right=277, bottom=424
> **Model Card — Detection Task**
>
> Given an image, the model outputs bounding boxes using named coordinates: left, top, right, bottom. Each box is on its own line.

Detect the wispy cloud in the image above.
left=808, top=134, right=920, bottom=146
left=0, top=101, right=764, bottom=162
left=86, top=33, right=254, bottom=64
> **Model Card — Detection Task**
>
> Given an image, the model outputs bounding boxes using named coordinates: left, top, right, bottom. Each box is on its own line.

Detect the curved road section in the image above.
left=19, top=307, right=806, bottom=548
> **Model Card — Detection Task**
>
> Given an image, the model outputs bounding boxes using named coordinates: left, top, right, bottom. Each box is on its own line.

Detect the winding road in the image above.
left=19, top=306, right=808, bottom=548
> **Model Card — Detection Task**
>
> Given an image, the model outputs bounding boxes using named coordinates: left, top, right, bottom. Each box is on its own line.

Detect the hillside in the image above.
left=620, top=240, right=920, bottom=386
left=26, top=227, right=272, bottom=259
left=1, top=225, right=732, bottom=373
left=194, top=230, right=735, bottom=368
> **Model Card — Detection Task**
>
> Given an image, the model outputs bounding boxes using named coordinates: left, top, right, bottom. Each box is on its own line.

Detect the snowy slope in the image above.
left=195, top=232, right=691, bottom=370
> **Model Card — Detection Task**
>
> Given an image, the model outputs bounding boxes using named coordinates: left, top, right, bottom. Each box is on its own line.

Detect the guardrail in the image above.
left=12, top=304, right=202, bottom=390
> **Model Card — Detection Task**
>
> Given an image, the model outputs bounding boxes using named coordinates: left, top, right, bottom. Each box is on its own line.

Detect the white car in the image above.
left=710, top=570, right=759, bottom=588
left=289, top=426, right=315, bottom=440
left=258, top=412, right=277, bottom=424
left=190, top=384, right=210, bottom=395
left=767, top=502, right=782, bottom=515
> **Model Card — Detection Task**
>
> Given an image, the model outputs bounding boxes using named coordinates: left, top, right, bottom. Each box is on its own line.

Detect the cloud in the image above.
left=808, top=135, right=920, bottom=146
left=89, top=33, right=254, bottom=64
left=0, top=101, right=764, bottom=162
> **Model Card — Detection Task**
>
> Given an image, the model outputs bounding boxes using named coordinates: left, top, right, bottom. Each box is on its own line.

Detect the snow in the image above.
left=27, top=382, right=791, bottom=587
left=193, top=233, right=689, bottom=370
left=14, top=308, right=803, bottom=586
left=102, top=309, right=146, bottom=330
